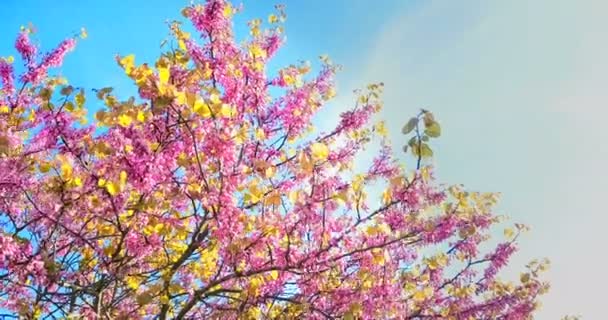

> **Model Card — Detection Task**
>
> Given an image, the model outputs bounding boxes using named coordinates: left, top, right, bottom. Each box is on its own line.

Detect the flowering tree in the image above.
left=0, top=1, right=549, bottom=319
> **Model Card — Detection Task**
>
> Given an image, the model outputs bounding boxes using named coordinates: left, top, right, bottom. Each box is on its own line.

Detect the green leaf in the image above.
left=402, top=117, right=418, bottom=134
left=39, top=88, right=52, bottom=100
left=60, top=85, right=73, bottom=96
left=411, top=146, right=419, bottom=157
left=424, top=122, right=441, bottom=138
left=43, top=257, right=60, bottom=276
left=154, top=96, right=173, bottom=109
left=420, top=143, right=433, bottom=158
left=136, top=292, right=153, bottom=306
left=64, top=101, right=75, bottom=112
left=408, top=137, right=421, bottom=156
left=95, top=87, right=113, bottom=100
left=0, top=136, right=9, bottom=155
left=407, top=136, right=418, bottom=148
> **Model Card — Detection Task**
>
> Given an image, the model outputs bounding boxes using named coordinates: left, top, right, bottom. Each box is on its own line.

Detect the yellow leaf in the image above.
left=143, top=222, right=164, bottom=236
left=60, top=163, right=73, bottom=181
left=375, top=121, right=388, bottom=137
left=268, top=14, right=279, bottom=24
left=158, top=66, right=170, bottom=84
left=265, top=192, right=281, bottom=206
left=177, top=152, right=189, bottom=167
left=249, top=44, right=267, bottom=59
left=219, top=104, right=234, bottom=117
left=252, top=61, right=264, bottom=72
left=119, top=54, right=135, bottom=74
left=0, top=105, right=9, bottom=113
left=33, top=306, right=42, bottom=318
left=310, top=142, right=329, bottom=161
left=389, top=176, right=405, bottom=188
left=75, top=89, right=85, bottom=108
left=118, top=114, right=132, bottom=127
left=298, top=153, right=314, bottom=172
left=175, top=91, right=186, bottom=105
left=223, top=3, right=233, bottom=17
left=282, top=73, right=295, bottom=86
left=269, top=270, right=279, bottom=280
left=106, top=182, right=118, bottom=196
left=247, top=307, right=262, bottom=318
left=193, top=99, right=211, bottom=118
left=95, top=110, right=107, bottom=123
left=427, top=254, right=448, bottom=270
left=248, top=276, right=264, bottom=297
left=119, top=171, right=128, bottom=185
left=372, top=249, right=385, bottom=266
left=160, top=295, right=169, bottom=304
left=335, top=190, right=349, bottom=205
left=324, top=87, right=336, bottom=100
left=209, top=93, right=221, bottom=105
left=346, top=302, right=362, bottom=319
left=133, top=65, right=153, bottom=86
left=265, top=166, right=276, bottom=178
left=39, top=163, right=52, bottom=173
left=125, top=276, right=139, bottom=290
left=382, top=189, right=392, bottom=205
left=105, top=95, right=117, bottom=107
left=288, top=190, right=299, bottom=203
left=136, top=110, right=145, bottom=122
left=421, top=166, right=431, bottom=182
left=413, top=290, right=427, bottom=302
left=194, top=102, right=211, bottom=117
left=65, top=101, right=75, bottom=112
left=245, top=183, right=263, bottom=204
left=255, top=128, right=266, bottom=140
left=178, top=39, right=187, bottom=51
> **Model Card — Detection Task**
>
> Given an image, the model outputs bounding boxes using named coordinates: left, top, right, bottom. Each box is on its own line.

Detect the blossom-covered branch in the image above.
left=0, top=1, right=548, bottom=319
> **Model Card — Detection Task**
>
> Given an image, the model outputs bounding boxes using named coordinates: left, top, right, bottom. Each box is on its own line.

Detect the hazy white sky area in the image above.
left=331, top=0, right=606, bottom=318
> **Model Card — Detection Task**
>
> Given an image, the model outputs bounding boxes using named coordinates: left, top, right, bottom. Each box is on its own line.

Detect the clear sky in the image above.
left=1, top=0, right=605, bottom=318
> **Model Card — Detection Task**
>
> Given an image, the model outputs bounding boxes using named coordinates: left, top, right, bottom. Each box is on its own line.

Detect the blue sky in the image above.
left=2, top=0, right=606, bottom=318
left=0, top=0, right=416, bottom=98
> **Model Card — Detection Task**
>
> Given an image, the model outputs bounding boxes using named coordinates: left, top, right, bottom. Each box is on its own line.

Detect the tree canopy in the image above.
left=0, top=1, right=548, bottom=319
